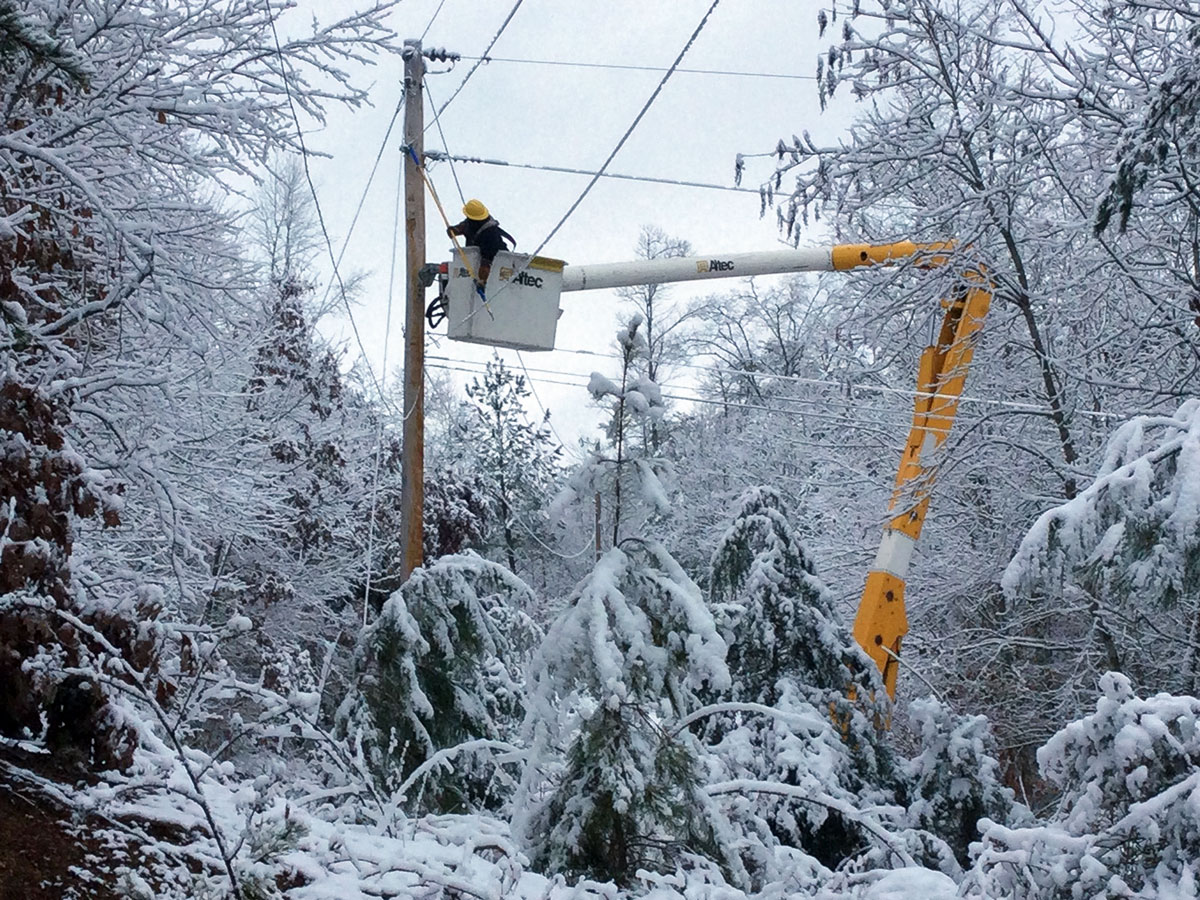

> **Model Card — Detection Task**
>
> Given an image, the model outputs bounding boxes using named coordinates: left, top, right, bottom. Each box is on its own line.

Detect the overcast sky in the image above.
left=292, top=0, right=854, bottom=447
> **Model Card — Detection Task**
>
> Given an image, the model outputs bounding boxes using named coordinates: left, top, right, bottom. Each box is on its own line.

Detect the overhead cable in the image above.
left=424, top=356, right=950, bottom=438
left=420, top=0, right=449, bottom=40
left=523, top=0, right=725, bottom=263
left=431, top=0, right=525, bottom=123
left=544, top=344, right=1129, bottom=421
left=462, top=55, right=818, bottom=81
left=423, top=149, right=760, bottom=195
left=268, top=13, right=397, bottom=415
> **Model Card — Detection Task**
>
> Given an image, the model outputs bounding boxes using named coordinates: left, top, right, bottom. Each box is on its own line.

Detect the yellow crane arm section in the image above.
left=848, top=264, right=992, bottom=699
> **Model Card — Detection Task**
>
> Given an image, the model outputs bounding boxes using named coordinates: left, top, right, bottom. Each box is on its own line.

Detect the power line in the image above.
left=267, top=13, right=396, bottom=415
left=544, top=343, right=1130, bottom=422
left=431, top=0, right=525, bottom=124
left=314, top=93, right=405, bottom=319
left=424, top=355, right=948, bottom=437
left=462, top=55, right=819, bottom=82
left=428, top=345, right=1143, bottom=429
left=423, top=83, right=466, bottom=203
left=420, top=0, right=449, bottom=40
left=523, top=0, right=725, bottom=264
left=423, top=149, right=761, bottom=195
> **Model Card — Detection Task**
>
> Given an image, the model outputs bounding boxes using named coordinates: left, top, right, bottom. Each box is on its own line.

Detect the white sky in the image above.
left=293, top=0, right=854, bottom=447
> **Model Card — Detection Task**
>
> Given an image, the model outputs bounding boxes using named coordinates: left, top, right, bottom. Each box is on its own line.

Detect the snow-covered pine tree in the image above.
left=709, top=486, right=880, bottom=712
left=901, top=696, right=1015, bottom=868
left=463, top=354, right=561, bottom=575
left=339, top=553, right=541, bottom=813
left=519, top=319, right=736, bottom=885
left=553, top=315, right=671, bottom=549
left=521, top=541, right=733, bottom=884
left=700, top=486, right=895, bottom=875
left=968, top=672, right=1200, bottom=897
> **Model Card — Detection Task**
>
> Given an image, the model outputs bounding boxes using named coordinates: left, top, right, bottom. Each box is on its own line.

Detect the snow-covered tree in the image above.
left=1001, top=400, right=1200, bottom=713
left=616, top=226, right=695, bottom=453
left=520, top=540, right=733, bottom=884
left=700, top=487, right=895, bottom=875
left=0, top=0, right=397, bottom=774
left=555, top=316, right=670, bottom=550
left=340, top=553, right=540, bottom=813
left=969, top=672, right=1200, bottom=897
left=521, top=325, right=735, bottom=883
left=464, top=355, right=561, bottom=575
left=901, top=697, right=1015, bottom=867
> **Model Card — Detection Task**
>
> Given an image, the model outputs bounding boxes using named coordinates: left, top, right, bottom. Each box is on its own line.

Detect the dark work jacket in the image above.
left=448, top=216, right=515, bottom=263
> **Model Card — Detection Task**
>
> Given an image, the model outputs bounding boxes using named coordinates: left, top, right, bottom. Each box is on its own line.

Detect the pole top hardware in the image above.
left=423, top=47, right=460, bottom=62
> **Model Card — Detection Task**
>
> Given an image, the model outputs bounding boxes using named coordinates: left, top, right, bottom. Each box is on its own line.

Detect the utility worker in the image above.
left=447, top=199, right=516, bottom=291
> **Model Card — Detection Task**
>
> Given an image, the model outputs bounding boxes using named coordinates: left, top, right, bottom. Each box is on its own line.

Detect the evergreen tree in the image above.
left=463, top=355, right=561, bottom=575
left=901, top=697, right=1015, bottom=868
left=553, top=316, right=671, bottom=550
left=969, top=673, right=1200, bottom=897
left=520, top=320, right=735, bottom=884
left=339, top=553, right=541, bottom=813
left=1002, top=400, right=1200, bottom=710
left=700, top=487, right=894, bottom=874
left=521, top=541, right=732, bottom=884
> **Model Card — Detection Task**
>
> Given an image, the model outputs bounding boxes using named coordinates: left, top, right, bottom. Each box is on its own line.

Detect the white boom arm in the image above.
left=559, top=241, right=952, bottom=292
left=441, top=238, right=988, bottom=704
left=562, top=248, right=834, bottom=292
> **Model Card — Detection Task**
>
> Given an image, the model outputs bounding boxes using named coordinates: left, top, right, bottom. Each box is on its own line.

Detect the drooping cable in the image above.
left=361, top=152, right=404, bottom=625
left=268, top=13, right=397, bottom=414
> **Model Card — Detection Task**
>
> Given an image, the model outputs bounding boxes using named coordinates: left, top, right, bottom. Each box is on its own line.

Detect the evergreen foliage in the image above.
left=522, top=541, right=732, bottom=884
left=901, top=697, right=1015, bottom=868
left=1003, top=400, right=1200, bottom=699
left=341, top=553, right=541, bottom=813
left=701, top=487, right=894, bottom=874
left=463, top=355, right=561, bottom=574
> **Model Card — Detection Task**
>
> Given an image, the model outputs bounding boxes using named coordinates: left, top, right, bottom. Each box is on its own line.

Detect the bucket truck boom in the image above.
left=438, top=240, right=992, bottom=701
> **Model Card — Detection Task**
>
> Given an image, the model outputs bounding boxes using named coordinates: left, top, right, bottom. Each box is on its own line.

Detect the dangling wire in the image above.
left=361, top=149, right=404, bottom=625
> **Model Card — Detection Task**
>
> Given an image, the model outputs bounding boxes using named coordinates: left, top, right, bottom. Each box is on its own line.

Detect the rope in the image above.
left=361, top=152, right=404, bottom=625
left=406, top=146, right=494, bottom=320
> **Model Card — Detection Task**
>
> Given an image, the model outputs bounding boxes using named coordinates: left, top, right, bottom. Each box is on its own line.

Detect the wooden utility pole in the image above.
left=399, top=39, right=426, bottom=580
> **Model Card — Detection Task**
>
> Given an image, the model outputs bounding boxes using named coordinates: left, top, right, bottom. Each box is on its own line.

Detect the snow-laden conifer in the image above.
left=968, top=673, right=1200, bottom=897
left=520, top=318, right=737, bottom=885
left=520, top=540, right=733, bottom=884
left=699, top=487, right=896, bottom=877
left=900, top=697, right=1015, bottom=868
left=338, top=553, right=541, bottom=814
left=1003, top=400, right=1200, bottom=699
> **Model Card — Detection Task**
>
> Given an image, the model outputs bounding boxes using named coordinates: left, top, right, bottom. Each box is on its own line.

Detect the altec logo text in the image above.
left=697, top=259, right=735, bottom=273
left=506, top=270, right=544, bottom=288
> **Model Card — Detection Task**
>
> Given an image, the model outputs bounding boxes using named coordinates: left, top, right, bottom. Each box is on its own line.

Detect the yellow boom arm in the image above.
left=848, top=262, right=992, bottom=699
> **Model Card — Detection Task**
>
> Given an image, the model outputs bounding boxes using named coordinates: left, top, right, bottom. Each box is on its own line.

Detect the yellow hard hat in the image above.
left=463, top=199, right=489, bottom=221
